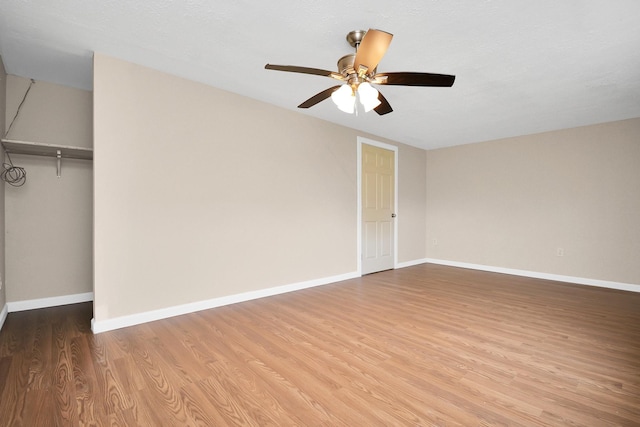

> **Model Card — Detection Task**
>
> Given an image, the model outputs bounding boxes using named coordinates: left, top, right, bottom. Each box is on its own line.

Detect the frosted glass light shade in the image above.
left=357, top=82, right=381, bottom=112
left=331, top=84, right=355, bottom=114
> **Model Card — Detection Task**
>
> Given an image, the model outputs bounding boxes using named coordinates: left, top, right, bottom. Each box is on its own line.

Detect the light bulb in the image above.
left=357, top=82, right=381, bottom=112
left=331, top=84, right=355, bottom=114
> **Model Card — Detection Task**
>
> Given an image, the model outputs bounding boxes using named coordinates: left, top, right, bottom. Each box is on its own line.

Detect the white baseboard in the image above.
left=423, top=258, right=640, bottom=293
left=7, top=292, right=94, bottom=312
left=0, top=303, right=8, bottom=331
left=396, top=258, right=429, bottom=269
left=92, top=271, right=360, bottom=334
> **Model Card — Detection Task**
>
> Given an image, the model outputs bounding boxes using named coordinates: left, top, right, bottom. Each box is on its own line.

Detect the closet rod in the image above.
left=1, top=138, right=93, bottom=160
left=1, top=138, right=93, bottom=178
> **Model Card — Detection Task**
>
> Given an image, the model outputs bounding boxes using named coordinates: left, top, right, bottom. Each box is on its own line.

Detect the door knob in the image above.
left=391, top=213, right=396, bottom=218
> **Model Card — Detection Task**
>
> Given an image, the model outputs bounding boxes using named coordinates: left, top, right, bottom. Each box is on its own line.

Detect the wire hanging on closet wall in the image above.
left=1, top=78, right=34, bottom=187
left=1, top=150, right=26, bottom=186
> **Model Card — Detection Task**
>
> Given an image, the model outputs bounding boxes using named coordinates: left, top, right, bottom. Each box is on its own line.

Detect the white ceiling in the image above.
left=1, top=0, right=639, bottom=150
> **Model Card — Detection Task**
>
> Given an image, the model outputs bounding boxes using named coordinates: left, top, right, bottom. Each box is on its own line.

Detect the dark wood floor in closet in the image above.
left=1, top=263, right=639, bottom=426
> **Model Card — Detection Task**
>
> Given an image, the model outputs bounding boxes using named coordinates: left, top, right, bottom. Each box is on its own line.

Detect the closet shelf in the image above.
left=1, top=139, right=93, bottom=160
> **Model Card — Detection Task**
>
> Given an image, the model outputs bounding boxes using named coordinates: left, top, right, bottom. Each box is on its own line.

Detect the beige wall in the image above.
left=93, top=53, right=427, bottom=323
left=0, top=56, right=6, bottom=311
left=398, top=144, right=427, bottom=262
left=426, top=118, right=640, bottom=286
left=4, top=76, right=93, bottom=302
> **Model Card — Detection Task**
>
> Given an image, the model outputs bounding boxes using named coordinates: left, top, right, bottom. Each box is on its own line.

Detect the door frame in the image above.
left=357, top=136, right=399, bottom=275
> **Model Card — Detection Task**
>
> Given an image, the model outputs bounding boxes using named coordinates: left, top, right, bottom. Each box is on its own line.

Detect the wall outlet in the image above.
left=556, top=247, right=564, bottom=257
left=432, top=238, right=439, bottom=246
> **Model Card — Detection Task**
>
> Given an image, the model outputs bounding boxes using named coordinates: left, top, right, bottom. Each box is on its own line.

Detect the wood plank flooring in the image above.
left=1, top=263, right=639, bottom=426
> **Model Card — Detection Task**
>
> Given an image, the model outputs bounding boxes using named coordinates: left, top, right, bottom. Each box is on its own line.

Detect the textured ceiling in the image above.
left=1, top=0, right=639, bottom=150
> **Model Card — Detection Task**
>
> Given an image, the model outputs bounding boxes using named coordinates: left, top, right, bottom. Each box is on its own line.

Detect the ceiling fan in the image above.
left=265, top=29, right=455, bottom=115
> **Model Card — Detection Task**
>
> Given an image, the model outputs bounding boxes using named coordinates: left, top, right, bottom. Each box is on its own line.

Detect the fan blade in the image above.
left=374, top=90, right=393, bottom=115
left=265, top=64, right=344, bottom=80
left=374, top=72, right=455, bottom=87
left=354, top=29, right=393, bottom=75
left=298, top=86, right=342, bottom=109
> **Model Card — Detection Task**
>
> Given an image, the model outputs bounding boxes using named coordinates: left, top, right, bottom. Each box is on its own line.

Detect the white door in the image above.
left=361, top=144, right=395, bottom=275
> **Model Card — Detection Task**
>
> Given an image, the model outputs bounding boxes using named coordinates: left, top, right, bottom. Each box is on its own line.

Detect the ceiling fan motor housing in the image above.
left=337, top=54, right=355, bottom=76
left=337, top=53, right=376, bottom=84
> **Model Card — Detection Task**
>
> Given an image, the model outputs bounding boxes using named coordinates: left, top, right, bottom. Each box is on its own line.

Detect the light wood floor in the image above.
left=1, top=264, right=639, bottom=426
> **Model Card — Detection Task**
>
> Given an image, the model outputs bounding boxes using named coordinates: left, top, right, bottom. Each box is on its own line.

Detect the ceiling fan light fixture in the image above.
left=331, top=84, right=355, bottom=114
left=357, top=82, right=381, bottom=112
left=265, top=29, right=455, bottom=116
